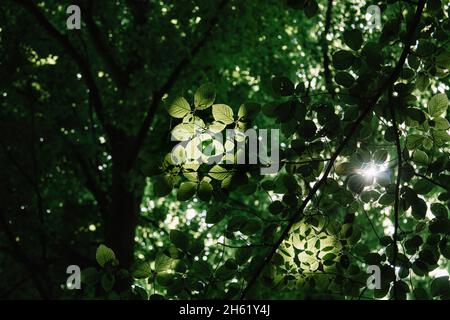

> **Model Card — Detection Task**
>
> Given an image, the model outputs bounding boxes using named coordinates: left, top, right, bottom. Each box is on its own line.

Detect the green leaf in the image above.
left=209, top=165, right=231, bottom=180
left=378, top=193, right=394, bottom=206
left=412, top=150, right=428, bottom=164
left=206, top=207, right=225, bottom=224
left=132, top=261, right=152, bottom=279
left=101, top=273, right=115, bottom=292
left=155, top=252, right=172, bottom=272
left=347, top=174, right=365, bottom=194
left=298, top=120, right=317, bottom=140
left=416, top=40, right=436, bottom=57
left=436, top=49, right=450, bottom=69
left=212, top=104, right=234, bottom=124
left=431, top=276, right=450, bottom=297
left=153, top=175, right=173, bottom=197
left=241, top=218, right=262, bottom=236
left=361, top=42, right=383, bottom=66
left=216, top=265, right=235, bottom=281
left=431, top=203, right=448, bottom=218
left=322, top=252, right=336, bottom=261
left=406, top=134, right=424, bottom=150
left=208, top=121, right=227, bottom=133
left=177, top=181, right=197, bottom=201
left=432, top=117, right=450, bottom=130
left=335, top=162, right=352, bottom=175
left=415, top=74, right=430, bottom=91
left=194, top=84, right=216, bottom=110
left=343, top=29, right=363, bottom=51
left=235, top=247, right=253, bottom=264
left=238, top=102, right=261, bottom=120
left=405, top=107, right=426, bottom=123
left=414, top=179, right=434, bottom=195
left=269, top=200, right=285, bottom=214
left=170, top=230, right=189, bottom=251
left=197, top=180, right=213, bottom=201
left=272, top=76, right=294, bottom=96
left=332, top=50, right=355, bottom=70
left=335, top=71, right=355, bottom=87
left=413, top=287, right=428, bottom=300
left=188, top=239, right=204, bottom=255
left=360, top=190, right=380, bottom=203
left=428, top=93, right=448, bottom=117
left=167, top=97, right=191, bottom=118
left=372, top=149, right=388, bottom=164
left=365, top=252, right=382, bottom=265
left=429, top=218, right=450, bottom=234
left=411, top=197, right=427, bottom=220
left=171, top=123, right=196, bottom=141
left=133, top=286, right=148, bottom=300
left=96, top=244, right=116, bottom=267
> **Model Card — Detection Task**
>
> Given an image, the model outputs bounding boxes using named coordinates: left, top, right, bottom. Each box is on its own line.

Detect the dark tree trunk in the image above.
left=105, top=173, right=139, bottom=269
left=104, top=135, right=144, bottom=291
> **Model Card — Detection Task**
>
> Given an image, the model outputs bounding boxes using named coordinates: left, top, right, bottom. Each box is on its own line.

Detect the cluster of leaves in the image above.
left=154, top=84, right=262, bottom=203
left=2, top=0, right=450, bottom=301
left=147, top=0, right=450, bottom=300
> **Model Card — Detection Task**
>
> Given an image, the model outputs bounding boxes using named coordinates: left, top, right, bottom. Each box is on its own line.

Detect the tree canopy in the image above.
left=0, top=0, right=450, bottom=300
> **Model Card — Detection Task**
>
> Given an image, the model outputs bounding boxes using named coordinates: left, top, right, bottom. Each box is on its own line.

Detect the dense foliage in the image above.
left=1, top=0, right=450, bottom=300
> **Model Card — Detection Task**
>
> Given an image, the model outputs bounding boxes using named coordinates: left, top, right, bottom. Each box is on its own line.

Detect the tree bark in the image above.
left=104, top=137, right=144, bottom=291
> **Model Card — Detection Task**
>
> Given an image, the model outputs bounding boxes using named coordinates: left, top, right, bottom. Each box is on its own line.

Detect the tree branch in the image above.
left=414, top=172, right=448, bottom=190
left=75, top=0, right=128, bottom=88
left=126, top=0, right=230, bottom=170
left=63, top=137, right=109, bottom=215
left=240, top=0, right=426, bottom=299
left=389, top=86, right=402, bottom=300
left=321, top=0, right=334, bottom=96
left=12, top=85, right=109, bottom=214
left=13, top=0, right=114, bottom=137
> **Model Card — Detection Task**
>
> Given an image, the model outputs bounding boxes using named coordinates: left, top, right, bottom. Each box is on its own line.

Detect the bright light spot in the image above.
left=76, top=73, right=82, bottom=79
left=166, top=214, right=180, bottom=229
left=88, top=224, right=96, bottom=232
left=186, top=208, right=196, bottom=220
left=430, top=268, right=449, bottom=277
left=382, top=216, right=395, bottom=235
left=361, top=164, right=380, bottom=178
left=359, top=163, right=388, bottom=181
